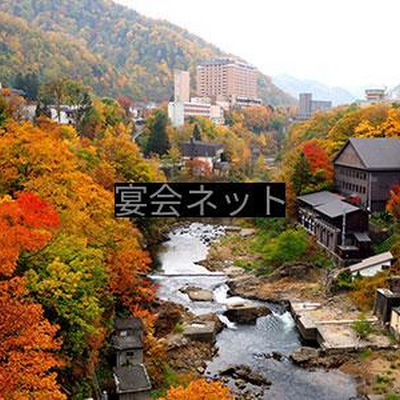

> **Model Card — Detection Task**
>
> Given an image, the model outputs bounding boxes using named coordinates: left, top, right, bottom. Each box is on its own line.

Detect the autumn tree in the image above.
left=387, top=184, right=400, bottom=220
left=0, top=192, right=59, bottom=277
left=242, top=106, right=272, bottom=133
left=0, top=278, right=65, bottom=400
left=160, top=379, right=233, bottom=400
left=302, top=140, right=333, bottom=181
left=0, top=194, right=64, bottom=399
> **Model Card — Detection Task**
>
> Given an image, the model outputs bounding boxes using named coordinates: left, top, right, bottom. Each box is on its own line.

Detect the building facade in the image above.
left=297, top=191, right=371, bottom=260
left=168, top=101, right=224, bottom=127
left=297, top=93, right=332, bottom=120
left=180, top=138, right=224, bottom=171
left=333, top=138, right=400, bottom=212
left=112, top=318, right=151, bottom=400
left=174, top=70, right=190, bottom=103
left=196, top=59, right=259, bottom=105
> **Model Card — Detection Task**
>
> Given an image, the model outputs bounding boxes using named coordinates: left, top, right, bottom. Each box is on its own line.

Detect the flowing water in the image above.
left=151, top=223, right=358, bottom=400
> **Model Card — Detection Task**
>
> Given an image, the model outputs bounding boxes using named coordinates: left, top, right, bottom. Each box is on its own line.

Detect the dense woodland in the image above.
left=0, top=0, right=293, bottom=105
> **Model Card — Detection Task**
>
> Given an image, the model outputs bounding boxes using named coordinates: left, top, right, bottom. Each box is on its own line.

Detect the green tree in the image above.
left=14, top=72, right=40, bottom=101
left=146, top=110, right=170, bottom=156
left=192, top=123, right=202, bottom=141
left=263, top=229, right=309, bottom=266
left=0, top=96, right=8, bottom=127
left=291, top=152, right=312, bottom=195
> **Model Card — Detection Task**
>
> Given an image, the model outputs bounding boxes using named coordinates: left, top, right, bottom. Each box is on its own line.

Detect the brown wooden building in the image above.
left=333, top=138, right=400, bottom=213
left=297, top=191, right=371, bottom=260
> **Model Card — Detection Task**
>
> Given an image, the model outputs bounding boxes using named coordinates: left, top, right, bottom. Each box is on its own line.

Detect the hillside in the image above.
left=0, top=0, right=293, bottom=105
left=273, top=74, right=355, bottom=106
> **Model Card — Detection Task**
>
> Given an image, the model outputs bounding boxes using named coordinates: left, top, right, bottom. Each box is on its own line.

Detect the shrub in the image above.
left=352, top=318, right=374, bottom=339
left=262, top=228, right=309, bottom=266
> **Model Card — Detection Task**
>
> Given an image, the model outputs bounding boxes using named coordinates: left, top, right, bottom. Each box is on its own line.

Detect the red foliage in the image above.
left=302, top=140, right=333, bottom=180
left=0, top=192, right=59, bottom=276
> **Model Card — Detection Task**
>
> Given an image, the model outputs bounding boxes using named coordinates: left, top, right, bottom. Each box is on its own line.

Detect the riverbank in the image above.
left=152, top=223, right=359, bottom=399
left=202, top=225, right=400, bottom=398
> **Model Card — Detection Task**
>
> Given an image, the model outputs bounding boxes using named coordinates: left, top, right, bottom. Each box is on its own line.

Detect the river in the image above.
left=151, top=223, right=358, bottom=400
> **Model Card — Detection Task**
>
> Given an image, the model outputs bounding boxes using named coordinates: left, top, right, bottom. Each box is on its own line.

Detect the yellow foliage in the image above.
left=160, top=379, right=234, bottom=400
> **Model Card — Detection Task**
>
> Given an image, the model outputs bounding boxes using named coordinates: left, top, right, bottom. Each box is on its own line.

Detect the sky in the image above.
left=116, top=0, right=399, bottom=93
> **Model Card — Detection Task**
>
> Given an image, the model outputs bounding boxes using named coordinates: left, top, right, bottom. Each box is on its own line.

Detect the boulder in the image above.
left=180, top=286, right=213, bottom=302
left=154, top=301, right=192, bottom=337
left=219, top=365, right=271, bottom=386
left=240, top=228, right=256, bottom=237
left=183, top=320, right=216, bottom=343
left=224, top=303, right=271, bottom=324
left=196, top=313, right=225, bottom=334
left=266, top=263, right=314, bottom=283
left=290, top=347, right=319, bottom=365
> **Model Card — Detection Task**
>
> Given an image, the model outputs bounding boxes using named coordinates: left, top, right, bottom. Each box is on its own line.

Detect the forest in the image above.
left=0, top=0, right=293, bottom=106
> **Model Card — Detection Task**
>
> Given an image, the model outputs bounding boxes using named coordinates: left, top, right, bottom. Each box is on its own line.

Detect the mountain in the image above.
left=0, top=0, right=293, bottom=106
left=273, top=74, right=355, bottom=106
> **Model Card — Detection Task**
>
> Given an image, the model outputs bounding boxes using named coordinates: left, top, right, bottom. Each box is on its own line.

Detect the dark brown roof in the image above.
left=115, top=318, right=143, bottom=332
left=112, top=335, right=143, bottom=350
left=114, top=365, right=151, bottom=394
left=334, top=138, right=400, bottom=170
left=181, top=140, right=223, bottom=158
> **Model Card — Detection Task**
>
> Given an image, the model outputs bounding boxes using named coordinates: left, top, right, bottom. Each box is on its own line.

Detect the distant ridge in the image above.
left=0, top=0, right=294, bottom=106
left=273, top=74, right=355, bottom=106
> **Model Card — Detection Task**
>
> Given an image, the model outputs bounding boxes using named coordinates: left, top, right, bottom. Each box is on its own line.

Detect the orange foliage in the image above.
left=107, top=248, right=154, bottom=306
left=0, top=278, right=65, bottom=400
left=387, top=184, right=400, bottom=220
left=350, top=272, right=389, bottom=311
left=160, top=379, right=234, bottom=400
left=302, top=139, right=333, bottom=180
left=0, top=192, right=59, bottom=276
left=184, top=159, right=213, bottom=179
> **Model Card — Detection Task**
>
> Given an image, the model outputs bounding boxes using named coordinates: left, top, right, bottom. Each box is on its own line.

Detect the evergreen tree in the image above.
left=291, top=152, right=312, bottom=195
left=146, top=110, right=170, bottom=156
left=14, top=72, right=40, bottom=101
left=192, top=123, right=202, bottom=141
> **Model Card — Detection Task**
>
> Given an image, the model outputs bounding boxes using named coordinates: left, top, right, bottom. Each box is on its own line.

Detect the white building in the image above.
left=168, top=101, right=224, bottom=127
left=347, top=252, right=394, bottom=277
left=174, top=70, right=190, bottom=103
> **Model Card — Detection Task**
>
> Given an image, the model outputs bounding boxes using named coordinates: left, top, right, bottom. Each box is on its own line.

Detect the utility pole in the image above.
left=341, top=205, right=346, bottom=246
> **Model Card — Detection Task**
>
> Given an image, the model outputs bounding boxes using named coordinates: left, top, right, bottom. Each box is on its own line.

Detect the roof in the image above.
left=392, top=307, right=400, bottom=315
left=181, top=140, right=223, bottom=158
left=315, top=200, right=360, bottom=218
left=114, top=365, right=151, bottom=394
left=112, top=335, right=143, bottom=350
left=353, top=232, right=372, bottom=242
left=334, top=138, right=400, bottom=171
left=297, top=191, right=345, bottom=207
left=349, top=252, right=394, bottom=274
left=115, top=318, right=143, bottom=332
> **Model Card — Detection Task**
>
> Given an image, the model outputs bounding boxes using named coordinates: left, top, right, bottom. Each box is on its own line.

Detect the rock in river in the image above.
left=180, top=286, right=213, bottom=302
left=224, top=303, right=271, bottom=324
left=290, top=347, right=319, bottom=365
left=219, top=365, right=271, bottom=386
